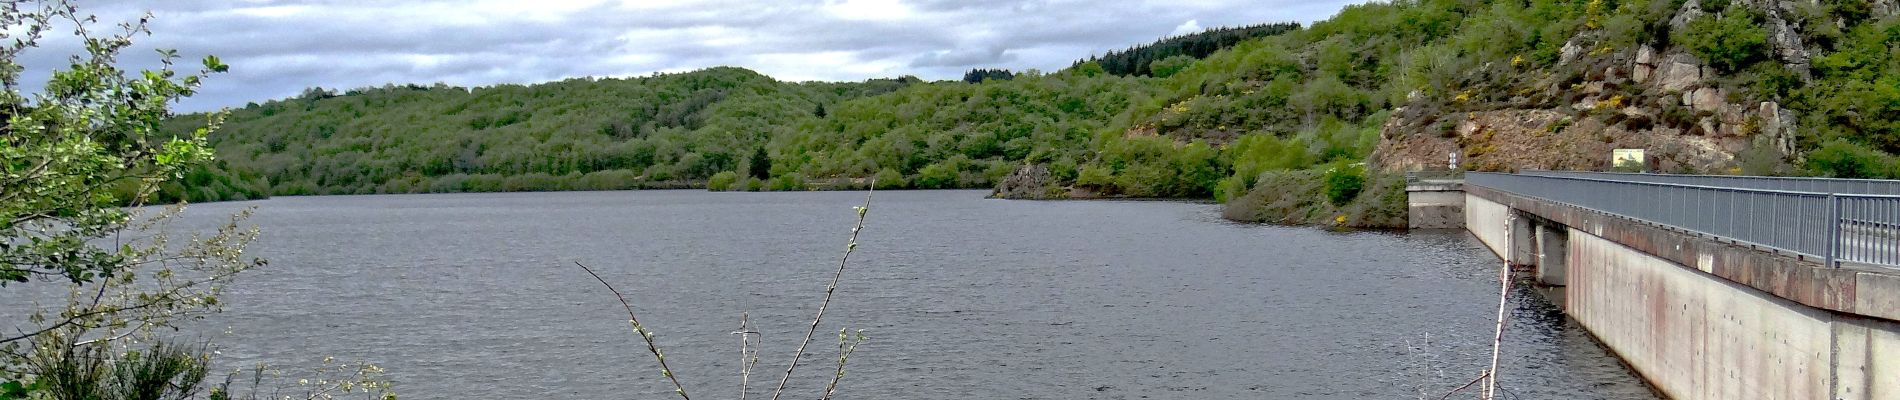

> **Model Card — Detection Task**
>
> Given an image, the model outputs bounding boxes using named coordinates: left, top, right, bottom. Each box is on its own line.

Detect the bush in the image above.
left=873, top=168, right=907, bottom=189
left=1149, top=55, right=1197, bottom=78
left=768, top=173, right=806, bottom=191
left=1322, top=164, right=1366, bottom=206
left=1675, top=11, right=1770, bottom=73
left=1805, top=139, right=1898, bottom=178
left=707, top=171, right=740, bottom=191
left=914, top=161, right=959, bottom=189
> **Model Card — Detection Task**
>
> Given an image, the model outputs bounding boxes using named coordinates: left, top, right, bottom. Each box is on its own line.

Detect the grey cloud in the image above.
left=13, top=0, right=1368, bottom=111
left=910, top=46, right=1014, bottom=67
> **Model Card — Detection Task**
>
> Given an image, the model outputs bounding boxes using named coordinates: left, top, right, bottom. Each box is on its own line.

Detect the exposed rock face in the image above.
left=1632, top=46, right=1657, bottom=83
left=1655, top=53, right=1703, bottom=93
left=1690, top=87, right=1725, bottom=112
left=1371, top=109, right=1747, bottom=174
left=1559, top=39, right=1585, bottom=65
left=992, top=164, right=1060, bottom=199
left=1760, top=101, right=1798, bottom=156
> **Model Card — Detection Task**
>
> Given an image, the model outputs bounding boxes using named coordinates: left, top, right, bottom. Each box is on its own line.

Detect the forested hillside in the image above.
left=180, top=0, right=1900, bottom=227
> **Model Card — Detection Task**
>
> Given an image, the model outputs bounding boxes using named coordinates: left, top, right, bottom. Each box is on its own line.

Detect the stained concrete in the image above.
left=1407, top=182, right=1465, bottom=229
left=1465, top=188, right=1900, bottom=399
left=1569, top=231, right=1831, bottom=399
left=1535, top=224, right=1568, bottom=286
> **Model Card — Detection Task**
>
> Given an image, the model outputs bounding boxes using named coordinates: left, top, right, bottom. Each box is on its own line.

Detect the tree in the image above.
left=748, top=146, right=772, bottom=179
left=1675, top=10, right=1770, bottom=73
left=0, top=2, right=316, bottom=398
left=1149, top=55, right=1196, bottom=78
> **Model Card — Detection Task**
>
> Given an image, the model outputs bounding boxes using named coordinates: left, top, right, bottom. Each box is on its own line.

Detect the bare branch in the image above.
left=769, top=182, right=874, bottom=400
left=574, top=261, right=692, bottom=400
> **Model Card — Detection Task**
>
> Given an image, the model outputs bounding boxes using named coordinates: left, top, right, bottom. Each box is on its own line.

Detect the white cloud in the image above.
left=13, top=0, right=1369, bottom=111
left=825, top=0, right=917, bottom=21
left=1170, top=19, right=1204, bottom=36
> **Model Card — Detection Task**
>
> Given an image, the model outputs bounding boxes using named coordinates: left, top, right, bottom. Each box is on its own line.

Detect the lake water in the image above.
left=5, top=190, right=1658, bottom=399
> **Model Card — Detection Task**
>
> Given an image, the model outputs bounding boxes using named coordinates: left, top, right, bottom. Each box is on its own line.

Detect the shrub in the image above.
left=707, top=171, right=740, bottom=191
left=1805, top=139, right=1898, bottom=178
left=1149, top=55, right=1197, bottom=78
left=769, top=173, right=807, bottom=191
left=914, top=162, right=959, bottom=189
left=1675, top=11, right=1770, bottom=73
left=873, top=168, right=907, bottom=189
left=1323, top=164, right=1366, bottom=206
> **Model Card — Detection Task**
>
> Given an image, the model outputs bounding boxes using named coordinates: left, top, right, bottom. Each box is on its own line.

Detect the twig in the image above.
left=769, top=182, right=875, bottom=400
left=575, top=261, right=692, bottom=400
left=821, top=328, right=866, bottom=400
left=733, top=312, right=761, bottom=400
left=1483, top=259, right=1513, bottom=399
left=1439, top=372, right=1489, bottom=400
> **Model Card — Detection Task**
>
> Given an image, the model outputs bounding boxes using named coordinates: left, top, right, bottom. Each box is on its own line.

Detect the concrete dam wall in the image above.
left=1464, top=191, right=1900, bottom=400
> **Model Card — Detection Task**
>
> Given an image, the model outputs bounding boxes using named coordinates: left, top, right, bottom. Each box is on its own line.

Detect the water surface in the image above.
left=7, top=190, right=1657, bottom=399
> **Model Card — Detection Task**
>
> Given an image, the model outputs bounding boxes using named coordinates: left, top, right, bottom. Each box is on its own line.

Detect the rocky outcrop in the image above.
left=992, top=164, right=1063, bottom=199
left=1654, top=53, right=1704, bottom=93
left=1371, top=108, right=1748, bottom=174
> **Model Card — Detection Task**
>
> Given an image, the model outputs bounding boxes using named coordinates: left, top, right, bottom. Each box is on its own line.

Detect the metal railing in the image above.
left=1468, top=172, right=1900, bottom=268
left=1405, top=170, right=1465, bottom=184
left=1520, top=170, right=1900, bottom=195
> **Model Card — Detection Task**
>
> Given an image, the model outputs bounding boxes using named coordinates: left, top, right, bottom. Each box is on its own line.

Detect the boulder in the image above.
left=1690, top=87, right=1725, bottom=112
left=993, top=164, right=1056, bottom=199
left=1764, top=9, right=1811, bottom=73
left=1759, top=101, right=1799, bottom=156
left=1656, top=54, right=1702, bottom=92
left=1632, top=46, right=1657, bottom=83
left=1669, top=0, right=1707, bottom=30
left=1559, top=40, right=1584, bottom=65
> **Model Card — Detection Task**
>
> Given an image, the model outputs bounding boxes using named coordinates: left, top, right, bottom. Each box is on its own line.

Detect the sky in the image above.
left=20, top=0, right=1367, bottom=112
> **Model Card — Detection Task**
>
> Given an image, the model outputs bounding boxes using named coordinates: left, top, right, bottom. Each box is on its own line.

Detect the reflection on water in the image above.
left=2, top=190, right=1656, bottom=399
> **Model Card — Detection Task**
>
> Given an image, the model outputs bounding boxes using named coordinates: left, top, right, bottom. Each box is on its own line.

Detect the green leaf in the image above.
left=203, top=55, right=228, bottom=73
left=1, top=380, right=29, bottom=400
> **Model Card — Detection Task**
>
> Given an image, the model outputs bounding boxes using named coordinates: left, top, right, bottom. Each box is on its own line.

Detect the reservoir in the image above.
left=8, top=190, right=1657, bottom=399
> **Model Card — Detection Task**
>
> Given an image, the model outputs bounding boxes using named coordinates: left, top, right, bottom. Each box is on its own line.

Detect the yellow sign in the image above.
left=1612, top=148, right=1645, bottom=170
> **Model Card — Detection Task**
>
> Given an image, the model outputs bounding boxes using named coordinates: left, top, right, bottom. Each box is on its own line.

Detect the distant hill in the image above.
left=173, top=0, right=1900, bottom=228
left=1078, top=22, right=1302, bottom=77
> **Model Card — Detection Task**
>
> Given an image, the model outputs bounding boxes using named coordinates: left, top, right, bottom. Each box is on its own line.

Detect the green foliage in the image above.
left=707, top=171, right=740, bottom=191
left=962, top=68, right=1016, bottom=83
left=1322, top=164, right=1367, bottom=206
left=1805, top=139, right=1898, bottom=178
left=1, top=2, right=225, bottom=286
left=1222, top=169, right=1405, bottom=228
left=748, top=146, right=772, bottom=179
left=1675, top=10, right=1770, bottom=73
left=22, top=337, right=210, bottom=400
left=913, top=161, right=960, bottom=189
left=1148, top=55, right=1196, bottom=78
left=768, top=173, right=807, bottom=191
left=0, top=4, right=312, bottom=399
left=186, top=68, right=915, bottom=195
left=872, top=168, right=906, bottom=189
left=1082, top=22, right=1301, bottom=76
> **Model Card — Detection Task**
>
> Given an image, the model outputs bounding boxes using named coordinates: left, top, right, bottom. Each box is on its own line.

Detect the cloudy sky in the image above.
left=24, top=0, right=1365, bottom=111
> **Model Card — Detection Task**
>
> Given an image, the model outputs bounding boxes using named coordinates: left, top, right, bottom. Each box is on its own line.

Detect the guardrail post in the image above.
left=1826, top=194, right=1841, bottom=268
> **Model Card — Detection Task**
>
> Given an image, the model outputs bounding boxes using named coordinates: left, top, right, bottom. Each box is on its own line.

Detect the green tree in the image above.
left=0, top=3, right=334, bottom=398
left=748, top=146, right=772, bottom=179
left=1149, top=55, right=1196, bottom=78
left=1676, top=10, right=1770, bottom=73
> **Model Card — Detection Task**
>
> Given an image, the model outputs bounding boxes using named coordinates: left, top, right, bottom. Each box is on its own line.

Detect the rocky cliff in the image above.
left=1372, top=0, right=1883, bottom=174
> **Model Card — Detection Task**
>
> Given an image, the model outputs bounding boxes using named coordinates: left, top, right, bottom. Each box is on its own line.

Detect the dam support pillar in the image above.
left=1534, top=223, right=1567, bottom=286
left=1509, top=214, right=1537, bottom=267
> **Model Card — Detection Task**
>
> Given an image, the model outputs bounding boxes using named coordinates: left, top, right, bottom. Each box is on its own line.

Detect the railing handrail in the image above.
left=1522, top=169, right=1900, bottom=185
left=1474, top=172, right=1900, bottom=199
left=1466, top=172, right=1900, bottom=268
left=1519, top=170, right=1900, bottom=196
